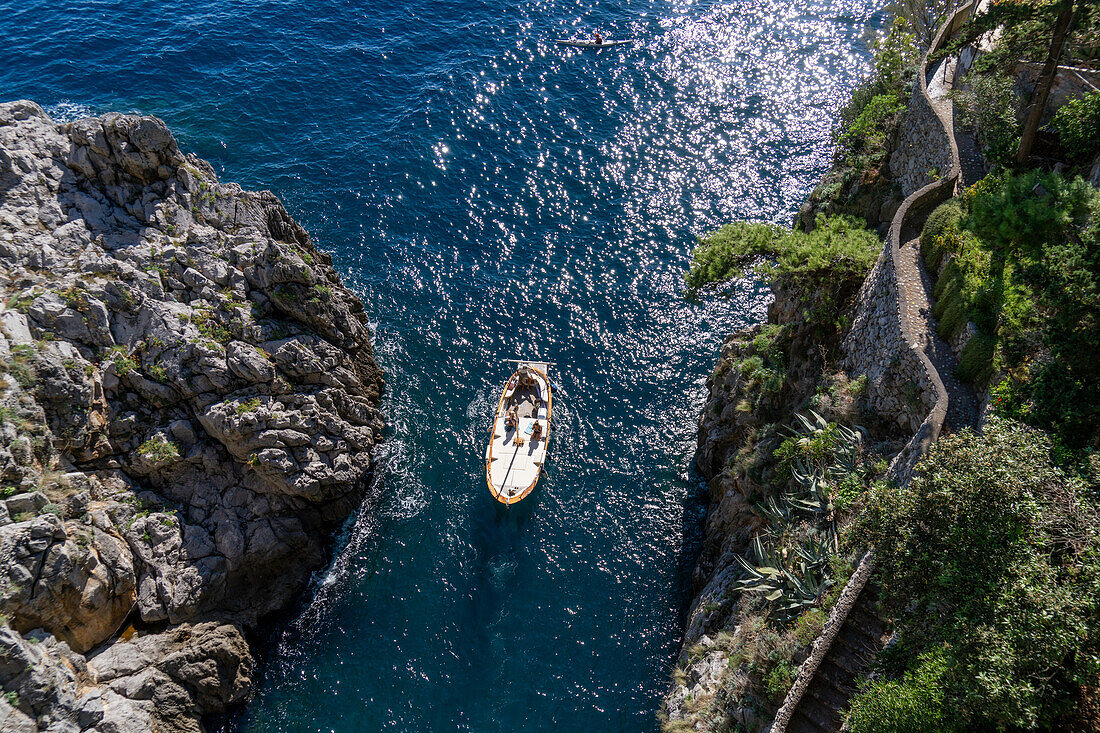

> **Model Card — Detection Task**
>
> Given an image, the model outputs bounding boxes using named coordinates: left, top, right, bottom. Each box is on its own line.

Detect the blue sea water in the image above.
left=0, top=0, right=883, bottom=729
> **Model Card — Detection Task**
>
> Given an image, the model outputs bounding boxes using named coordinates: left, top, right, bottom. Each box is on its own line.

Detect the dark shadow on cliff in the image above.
left=675, top=464, right=711, bottom=630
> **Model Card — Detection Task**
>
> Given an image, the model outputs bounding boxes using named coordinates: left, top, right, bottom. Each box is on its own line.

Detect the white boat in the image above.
left=485, top=360, right=553, bottom=504
left=555, top=38, right=633, bottom=48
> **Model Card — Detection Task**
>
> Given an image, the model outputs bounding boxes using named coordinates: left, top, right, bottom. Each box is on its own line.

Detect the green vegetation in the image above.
left=1051, top=90, right=1100, bottom=162
left=294, top=245, right=314, bottom=265
left=685, top=216, right=879, bottom=332
left=136, top=437, right=180, bottom=463
left=236, top=397, right=261, bottom=415
left=102, top=345, right=137, bottom=376
left=948, top=73, right=1020, bottom=165
left=833, top=18, right=918, bottom=172
left=681, top=410, right=877, bottom=728
left=838, top=93, right=905, bottom=161
left=5, top=291, right=36, bottom=313
left=920, top=170, right=1100, bottom=446
left=4, top=344, right=37, bottom=388
left=953, top=0, right=1100, bottom=72
left=848, top=419, right=1100, bottom=730
left=943, top=0, right=1099, bottom=166
left=190, top=307, right=232, bottom=344
left=147, top=364, right=168, bottom=383
left=273, top=283, right=299, bottom=303
left=847, top=649, right=954, bottom=733
left=57, top=284, right=90, bottom=313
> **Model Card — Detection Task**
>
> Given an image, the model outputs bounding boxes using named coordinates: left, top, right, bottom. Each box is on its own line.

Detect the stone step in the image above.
left=790, top=687, right=843, bottom=732
left=806, top=674, right=850, bottom=711
left=813, top=659, right=856, bottom=693
left=787, top=709, right=831, bottom=733
left=826, top=633, right=877, bottom=671
left=844, top=606, right=889, bottom=642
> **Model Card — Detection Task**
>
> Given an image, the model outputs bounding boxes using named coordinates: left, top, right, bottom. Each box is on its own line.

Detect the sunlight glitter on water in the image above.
left=0, top=0, right=886, bottom=729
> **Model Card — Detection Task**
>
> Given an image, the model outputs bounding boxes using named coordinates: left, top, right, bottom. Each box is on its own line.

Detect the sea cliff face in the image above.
left=0, top=100, right=384, bottom=731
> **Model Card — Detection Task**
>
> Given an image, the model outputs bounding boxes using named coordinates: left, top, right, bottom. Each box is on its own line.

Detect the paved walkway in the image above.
left=897, top=224, right=980, bottom=431
left=773, top=44, right=985, bottom=733
left=928, top=56, right=989, bottom=188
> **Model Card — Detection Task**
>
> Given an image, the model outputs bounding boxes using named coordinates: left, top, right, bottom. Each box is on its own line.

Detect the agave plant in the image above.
left=782, top=412, right=866, bottom=524
left=734, top=533, right=835, bottom=621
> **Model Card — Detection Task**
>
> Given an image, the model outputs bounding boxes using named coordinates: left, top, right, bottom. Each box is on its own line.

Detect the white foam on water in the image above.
left=45, top=101, right=93, bottom=122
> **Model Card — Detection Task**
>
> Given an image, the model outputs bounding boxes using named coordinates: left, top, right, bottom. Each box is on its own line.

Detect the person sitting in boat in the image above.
left=504, top=405, right=518, bottom=430
left=593, top=31, right=603, bottom=45
left=531, top=420, right=543, bottom=442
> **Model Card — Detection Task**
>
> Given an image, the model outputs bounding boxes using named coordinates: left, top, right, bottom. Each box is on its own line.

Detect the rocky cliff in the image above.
left=0, top=100, right=384, bottom=731
left=662, top=261, right=901, bottom=723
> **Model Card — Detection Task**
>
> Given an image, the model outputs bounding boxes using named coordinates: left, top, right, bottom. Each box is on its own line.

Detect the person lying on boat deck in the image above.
left=504, top=405, right=518, bottom=430
left=531, top=420, right=543, bottom=442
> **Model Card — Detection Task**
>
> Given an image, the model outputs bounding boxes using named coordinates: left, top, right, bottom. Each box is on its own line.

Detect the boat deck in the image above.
left=487, top=415, right=548, bottom=502
left=486, top=365, right=551, bottom=504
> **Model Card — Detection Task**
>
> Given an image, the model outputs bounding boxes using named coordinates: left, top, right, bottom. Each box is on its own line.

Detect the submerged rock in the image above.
left=0, top=100, right=384, bottom=729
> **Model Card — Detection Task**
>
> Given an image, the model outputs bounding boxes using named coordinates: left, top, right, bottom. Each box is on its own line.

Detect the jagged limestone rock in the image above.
left=0, top=100, right=384, bottom=729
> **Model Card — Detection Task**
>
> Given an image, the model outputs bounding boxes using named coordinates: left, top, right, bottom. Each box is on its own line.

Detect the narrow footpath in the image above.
left=772, top=32, right=987, bottom=731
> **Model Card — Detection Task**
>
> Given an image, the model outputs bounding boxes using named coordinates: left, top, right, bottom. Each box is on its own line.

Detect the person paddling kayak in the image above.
left=593, top=31, right=603, bottom=45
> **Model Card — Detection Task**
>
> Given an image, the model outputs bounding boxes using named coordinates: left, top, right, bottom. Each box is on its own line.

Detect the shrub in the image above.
left=4, top=345, right=36, bottom=388
left=919, top=200, right=963, bottom=271
left=685, top=216, right=879, bottom=299
left=955, top=332, right=996, bottom=384
left=949, top=73, right=1020, bottom=164
left=849, top=419, right=1100, bottom=729
left=136, top=438, right=180, bottom=464
left=832, top=19, right=917, bottom=168
left=764, top=659, right=797, bottom=703
left=845, top=373, right=868, bottom=396
left=791, top=607, right=827, bottom=646
left=839, top=93, right=904, bottom=155
left=934, top=293, right=967, bottom=341
left=1051, top=90, right=1100, bottom=162
left=965, top=171, right=1100, bottom=444
left=684, top=222, right=779, bottom=294
left=236, top=397, right=261, bottom=415
left=846, top=649, right=956, bottom=733
left=190, top=308, right=231, bottom=344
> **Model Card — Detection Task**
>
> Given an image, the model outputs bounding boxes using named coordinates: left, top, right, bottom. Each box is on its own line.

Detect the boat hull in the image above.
left=485, top=362, right=552, bottom=505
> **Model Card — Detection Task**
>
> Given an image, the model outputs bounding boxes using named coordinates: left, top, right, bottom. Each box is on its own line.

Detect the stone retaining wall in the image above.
left=767, top=4, right=973, bottom=731
left=879, top=175, right=955, bottom=483
left=890, top=84, right=953, bottom=197
left=841, top=247, right=932, bottom=436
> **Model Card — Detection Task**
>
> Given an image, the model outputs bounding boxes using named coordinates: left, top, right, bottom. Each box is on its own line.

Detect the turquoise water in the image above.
left=0, top=0, right=881, bottom=728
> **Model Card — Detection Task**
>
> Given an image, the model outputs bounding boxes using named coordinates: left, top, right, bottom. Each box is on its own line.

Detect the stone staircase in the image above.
left=767, top=4, right=981, bottom=732
left=785, top=587, right=890, bottom=733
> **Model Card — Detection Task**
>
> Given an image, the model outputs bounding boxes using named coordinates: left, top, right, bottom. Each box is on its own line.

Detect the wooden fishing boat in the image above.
left=485, top=360, right=553, bottom=504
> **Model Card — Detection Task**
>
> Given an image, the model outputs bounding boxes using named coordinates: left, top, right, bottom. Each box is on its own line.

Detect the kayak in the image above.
left=555, top=39, right=633, bottom=48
